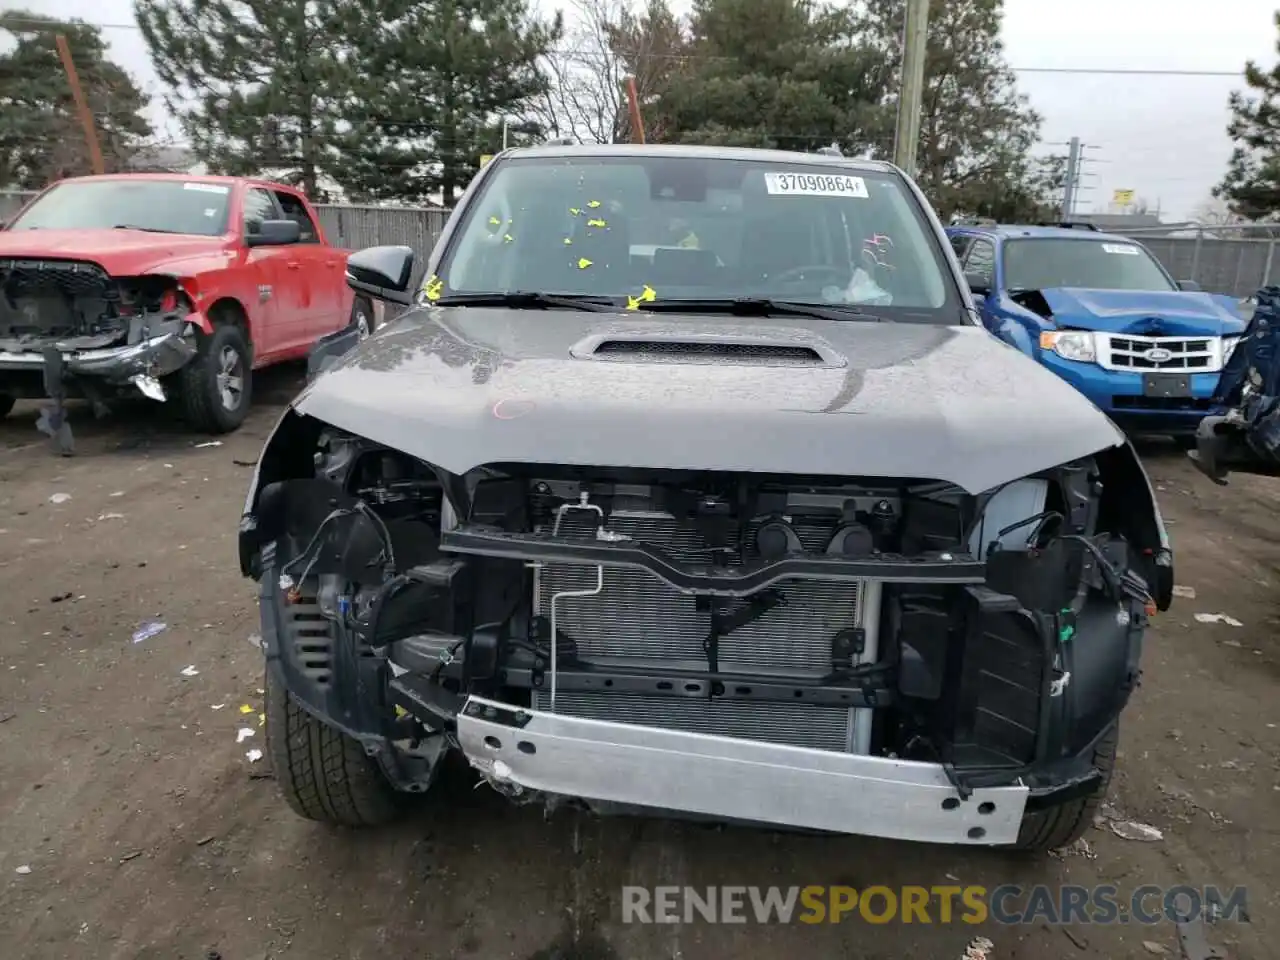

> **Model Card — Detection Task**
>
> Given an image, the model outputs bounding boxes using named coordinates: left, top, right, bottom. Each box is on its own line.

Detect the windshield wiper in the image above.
left=634, top=297, right=881, bottom=322
left=432, top=291, right=616, bottom=313
left=112, top=224, right=178, bottom=234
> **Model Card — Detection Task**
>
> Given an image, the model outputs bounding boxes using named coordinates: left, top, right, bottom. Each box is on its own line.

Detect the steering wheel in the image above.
left=769, top=264, right=849, bottom=287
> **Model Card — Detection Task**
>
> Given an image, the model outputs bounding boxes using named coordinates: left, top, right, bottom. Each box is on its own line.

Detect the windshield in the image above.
left=1003, top=238, right=1176, bottom=293
left=8, top=179, right=232, bottom=236
left=431, top=154, right=959, bottom=319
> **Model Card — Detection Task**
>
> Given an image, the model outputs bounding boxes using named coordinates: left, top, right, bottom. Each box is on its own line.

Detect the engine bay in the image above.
left=245, top=424, right=1158, bottom=799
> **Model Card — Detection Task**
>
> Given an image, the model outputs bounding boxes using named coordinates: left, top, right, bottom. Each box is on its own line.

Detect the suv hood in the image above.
left=293, top=306, right=1125, bottom=494
left=1039, top=287, right=1247, bottom=337
left=0, top=228, right=228, bottom=275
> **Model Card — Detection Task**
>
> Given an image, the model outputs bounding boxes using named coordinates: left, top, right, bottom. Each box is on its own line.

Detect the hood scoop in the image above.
left=571, top=330, right=844, bottom=367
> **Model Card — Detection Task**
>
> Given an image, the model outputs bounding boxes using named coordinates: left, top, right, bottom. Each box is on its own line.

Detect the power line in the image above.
left=0, top=16, right=1251, bottom=79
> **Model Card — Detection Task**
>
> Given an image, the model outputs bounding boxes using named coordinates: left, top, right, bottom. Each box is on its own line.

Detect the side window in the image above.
left=963, top=239, right=996, bottom=286
left=242, top=188, right=276, bottom=238
left=273, top=191, right=319, bottom=243
left=949, top=233, right=973, bottom=261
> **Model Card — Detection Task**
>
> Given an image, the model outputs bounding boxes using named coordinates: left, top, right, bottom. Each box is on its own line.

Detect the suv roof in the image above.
left=949, top=223, right=1136, bottom=243
left=501, top=141, right=898, bottom=174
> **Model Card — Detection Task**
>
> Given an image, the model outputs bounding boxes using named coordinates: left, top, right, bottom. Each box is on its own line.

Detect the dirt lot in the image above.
left=0, top=369, right=1277, bottom=960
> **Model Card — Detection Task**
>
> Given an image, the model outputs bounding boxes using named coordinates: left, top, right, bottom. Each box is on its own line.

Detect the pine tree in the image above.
left=134, top=0, right=359, bottom=198
left=0, top=12, right=152, bottom=189
left=1214, top=11, right=1280, bottom=221
left=856, top=0, right=1046, bottom=220
left=340, top=0, right=562, bottom=204
left=615, top=0, right=885, bottom=155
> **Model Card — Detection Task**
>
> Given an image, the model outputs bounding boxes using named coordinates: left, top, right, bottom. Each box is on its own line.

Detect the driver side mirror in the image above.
left=965, top=273, right=991, bottom=297
left=346, top=245, right=416, bottom=306
left=1177, top=279, right=1202, bottom=292
left=246, top=218, right=301, bottom=247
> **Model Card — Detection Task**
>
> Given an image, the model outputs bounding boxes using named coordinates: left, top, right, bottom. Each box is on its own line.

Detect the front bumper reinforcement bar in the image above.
left=457, top=696, right=1028, bottom=844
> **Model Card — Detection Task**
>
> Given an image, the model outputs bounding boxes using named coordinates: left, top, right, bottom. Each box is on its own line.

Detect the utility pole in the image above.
left=55, top=34, right=105, bottom=176
left=892, top=0, right=929, bottom=178
left=1061, top=137, right=1082, bottom=219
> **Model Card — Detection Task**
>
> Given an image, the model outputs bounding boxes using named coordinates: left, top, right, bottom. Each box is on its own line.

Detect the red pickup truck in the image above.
left=0, top=174, right=371, bottom=436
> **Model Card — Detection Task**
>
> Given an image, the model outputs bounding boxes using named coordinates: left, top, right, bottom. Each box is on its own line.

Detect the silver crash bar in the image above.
left=457, top=696, right=1028, bottom=845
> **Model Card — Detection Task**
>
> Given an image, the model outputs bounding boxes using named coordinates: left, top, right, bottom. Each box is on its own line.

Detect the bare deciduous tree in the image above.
left=533, top=0, right=630, bottom=143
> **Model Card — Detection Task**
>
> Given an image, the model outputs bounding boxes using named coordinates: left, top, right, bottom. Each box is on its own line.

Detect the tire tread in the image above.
left=265, top=672, right=403, bottom=827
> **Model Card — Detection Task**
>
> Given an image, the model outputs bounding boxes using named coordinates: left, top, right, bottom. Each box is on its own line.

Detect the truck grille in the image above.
left=1098, top=332, right=1221, bottom=372
left=0, top=258, right=116, bottom=339
left=530, top=510, right=875, bottom=753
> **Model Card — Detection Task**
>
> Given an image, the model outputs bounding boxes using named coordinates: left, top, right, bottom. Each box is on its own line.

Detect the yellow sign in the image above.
left=479, top=154, right=493, bottom=167
left=1112, top=189, right=1135, bottom=206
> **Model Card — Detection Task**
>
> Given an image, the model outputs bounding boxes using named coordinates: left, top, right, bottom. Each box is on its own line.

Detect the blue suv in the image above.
left=945, top=222, right=1248, bottom=438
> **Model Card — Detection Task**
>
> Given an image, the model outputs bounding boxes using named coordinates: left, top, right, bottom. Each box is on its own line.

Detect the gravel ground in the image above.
left=0, top=369, right=1277, bottom=960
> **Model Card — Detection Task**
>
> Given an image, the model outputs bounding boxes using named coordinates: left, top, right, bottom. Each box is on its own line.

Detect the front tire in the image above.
left=175, top=324, right=252, bottom=433
left=264, top=668, right=405, bottom=827
left=1013, top=723, right=1118, bottom=852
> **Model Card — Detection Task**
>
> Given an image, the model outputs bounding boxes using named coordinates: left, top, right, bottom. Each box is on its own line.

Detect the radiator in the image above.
left=531, top=510, right=879, bottom=753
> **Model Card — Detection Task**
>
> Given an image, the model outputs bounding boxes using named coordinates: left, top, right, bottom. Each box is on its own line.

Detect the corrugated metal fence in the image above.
left=3, top=188, right=1278, bottom=299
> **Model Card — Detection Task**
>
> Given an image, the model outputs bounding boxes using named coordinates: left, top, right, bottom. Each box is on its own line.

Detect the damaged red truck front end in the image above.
left=0, top=173, right=356, bottom=447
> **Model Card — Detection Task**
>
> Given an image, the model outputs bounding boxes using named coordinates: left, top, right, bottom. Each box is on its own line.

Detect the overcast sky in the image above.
left=16, top=0, right=1279, bottom=220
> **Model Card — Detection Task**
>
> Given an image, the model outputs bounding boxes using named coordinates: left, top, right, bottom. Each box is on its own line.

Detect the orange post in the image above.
left=625, top=76, right=646, bottom=144
left=55, top=33, right=105, bottom=176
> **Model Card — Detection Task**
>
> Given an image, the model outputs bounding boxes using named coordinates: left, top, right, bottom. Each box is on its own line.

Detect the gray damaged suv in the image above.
left=237, top=143, right=1174, bottom=852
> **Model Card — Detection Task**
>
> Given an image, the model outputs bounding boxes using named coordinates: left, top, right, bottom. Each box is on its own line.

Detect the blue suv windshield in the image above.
left=432, top=154, right=963, bottom=322
left=1003, top=238, right=1176, bottom=293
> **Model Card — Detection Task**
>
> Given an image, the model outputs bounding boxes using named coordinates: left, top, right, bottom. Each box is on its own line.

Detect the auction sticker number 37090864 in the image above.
left=764, top=172, right=870, bottom=198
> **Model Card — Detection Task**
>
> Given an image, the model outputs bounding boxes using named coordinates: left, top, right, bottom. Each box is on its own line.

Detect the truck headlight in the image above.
left=1039, top=330, right=1096, bottom=363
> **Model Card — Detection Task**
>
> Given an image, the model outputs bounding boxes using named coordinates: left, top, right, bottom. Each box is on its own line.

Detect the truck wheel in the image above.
left=352, top=297, right=375, bottom=340
left=0, top=395, right=13, bottom=418
left=264, top=668, right=405, bottom=827
left=176, top=324, right=252, bottom=433
left=1013, top=723, right=1118, bottom=853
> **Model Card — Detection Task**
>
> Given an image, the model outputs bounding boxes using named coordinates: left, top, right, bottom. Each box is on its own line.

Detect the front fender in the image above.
left=238, top=408, right=325, bottom=578
left=1096, top=439, right=1174, bottom=611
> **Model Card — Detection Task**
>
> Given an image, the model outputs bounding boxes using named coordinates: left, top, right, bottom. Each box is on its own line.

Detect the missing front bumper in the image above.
left=456, top=695, right=1028, bottom=844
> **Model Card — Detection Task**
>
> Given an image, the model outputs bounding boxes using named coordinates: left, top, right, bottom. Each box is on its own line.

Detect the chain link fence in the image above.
left=3, top=187, right=1277, bottom=299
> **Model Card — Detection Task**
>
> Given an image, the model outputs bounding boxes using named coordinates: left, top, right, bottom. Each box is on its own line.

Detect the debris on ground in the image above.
left=961, top=936, right=994, bottom=959
left=211, top=703, right=226, bottom=711
left=118, top=851, right=142, bottom=863
left=247, top=632, right=262, bottom=649
left=236, top=727, right=255, bottom=744
left=1050, top=836, right=1097, bottom=860
left=197, top=836, right=216, bottom=846
left=15, top=865, right=31, bottom=875
left=1194, top=613, right=1243, bottom=627
left=95, top=512, right=126, bottom=522
left=245, top=749, right=263, bottom=763
left=131, top=621, right=167, bottom=644
left=1142, top=941, right=1169, bottom=955
left=1172, top=585, right=1197, bottom=599
left=238, top=704, right=255, bottom=715
left=1109, top=820, right=1164, bottom=842
left=50, top=592, right=73, bottom=603
left=109, top=490, right=125, bottom=498
left=1175, top=915, right=1227, bottom=960
left=179, top=665, right=200, bottom=678
left=194, top=441, right=223, bottom=448
left=48, top=493, right=71, bottom=505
